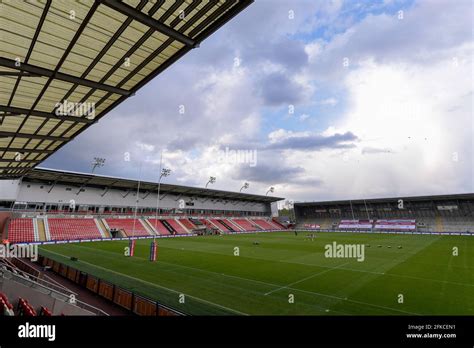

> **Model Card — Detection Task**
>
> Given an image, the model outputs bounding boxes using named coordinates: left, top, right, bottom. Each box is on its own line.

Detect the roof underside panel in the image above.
left=20, top=167, right=284, bottom=203
left=0, top=0, right=252, bottom=178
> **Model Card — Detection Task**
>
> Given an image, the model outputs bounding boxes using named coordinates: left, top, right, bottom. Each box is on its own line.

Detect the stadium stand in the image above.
left=295, top=194, right=474, bottom=233
left=233, top=219, right=259, bottom=231
left=165, top=219, right=188, bottom=234
left=225, top=219, right=245, bottom=231
left=1, top=257, right=109, bottom=316
left=3, top=215, right=291, bottom=243
left=1, top=167, right=284, bottom=243
left=374, top=219, right=416, bottom=230
left=7, top=218, right=36, bottom=243
left=254, top=219, right=279, bottom=230
left=48, top=219, right=102, bottom=241
left=209, top=219, right=232, bottom=232
left=269, top=219, right=287, bottom=230
left=179, top=219, right=196, bottom=231
left=105, top=219, right=151, bottom=237
left=338, top=220, right=374, bottom=230
left=147, top=219, right=171, bottom=235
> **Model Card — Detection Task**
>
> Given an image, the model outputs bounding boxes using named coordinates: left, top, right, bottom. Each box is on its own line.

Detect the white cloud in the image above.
left=279, top=51, right=472, bottom=201
left=43, top=0, right=473, bottom=202
left=318, top=98, right=338, bottom=106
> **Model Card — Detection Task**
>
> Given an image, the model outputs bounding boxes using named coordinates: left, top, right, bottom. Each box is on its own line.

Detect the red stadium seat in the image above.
left=165, top=219, right=187, bottom=234
left=178, top=219, right=196, bottom=230
left=233, top=219, right=258, bottom=231
left=253, top=219, right=277, bottom=230
left=0, top=293, right=14, bottom=316
left=39, top=306, right=52, bottom=316
left=147, top=219, right=171, bottom=235
left=17, top=298, right=36, bottom=317
left=105, top=219, right=151, bottom=237
left=8, top=218, right=35, bottom=243
left=48, top=218, right=102, bottom=241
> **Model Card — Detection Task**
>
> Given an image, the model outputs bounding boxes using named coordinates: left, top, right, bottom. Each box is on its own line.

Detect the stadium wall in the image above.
left=1, top=181, right=272, bottom=215
left=294, top=194, right=474, bottom=233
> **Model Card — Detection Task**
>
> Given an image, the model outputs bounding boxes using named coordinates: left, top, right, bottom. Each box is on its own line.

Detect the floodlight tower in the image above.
left=91, top=157, right=106, bottom=173
left=240, top=182, right=249, bottom=192
left=205, top=176, right=216, bottom=188
left=154, top=156, right=171, bottom=240
left=266, top=187, right=274, bottom=196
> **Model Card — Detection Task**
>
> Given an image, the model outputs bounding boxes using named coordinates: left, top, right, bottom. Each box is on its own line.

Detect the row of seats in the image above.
left=0, top=293, right=53, bottom=316
left=7, top=218, right=35, bottom=243
left=49, top=218, right=102, bottom=240
left=18, top=297, right=36, bottom=316
left=179, top=219, right=196, bottom=230
left=147, top=219, right=171, bottom=235
left=0, top=292, right=14, bottom=316
left=209, top=219, right=232, bottom=231
left=105, top=219, right=151, bottom=237
left=233, top=219, right=259, bottom=231
left=6, top=217, right=285, bottom=243
left=254, top=219, right=280, bottom=230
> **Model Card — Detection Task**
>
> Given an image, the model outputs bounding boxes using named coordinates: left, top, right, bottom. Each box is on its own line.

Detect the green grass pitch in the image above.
left=39, top=232, right=474, bottom=315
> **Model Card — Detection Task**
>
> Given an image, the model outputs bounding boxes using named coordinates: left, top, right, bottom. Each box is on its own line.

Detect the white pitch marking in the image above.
left=41, top=248, right=248, bottom=316
left=264, top=261, right=351, bottom=296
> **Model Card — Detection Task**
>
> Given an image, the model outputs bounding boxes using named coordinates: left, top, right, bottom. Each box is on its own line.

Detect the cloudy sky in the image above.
left=42, top=0, right=473, bottom=204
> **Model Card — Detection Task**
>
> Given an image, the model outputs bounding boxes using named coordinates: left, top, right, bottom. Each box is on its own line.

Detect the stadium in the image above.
left=0, top=0, right=473, bottom=345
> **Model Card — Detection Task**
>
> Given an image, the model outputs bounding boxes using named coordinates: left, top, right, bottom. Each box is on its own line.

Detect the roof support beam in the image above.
left=48, top=179, right=58, bottom=193
left=100, top=0, right=197, bottom=47
left=0, top=164, right=33, bottom=170
left=0, top=130, right=69, bottom=141
left=0, top=159, right=38, bottom=163
left=101, top=186, right=111, bottom=197
left=0, top=72, right=41, bottom=77
left=0, top=147, right=54, bottom=154
left=0, top=105, right=94, bottom=124
left=0, top=58, right=131, bottom=96
left=76, top=178, right=94, bottom=195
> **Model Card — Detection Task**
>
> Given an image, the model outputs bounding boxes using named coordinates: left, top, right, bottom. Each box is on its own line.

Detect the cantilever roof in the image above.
left=0, top=0, right=252, bottom=178
left=22, top=167, right=284, bottom=203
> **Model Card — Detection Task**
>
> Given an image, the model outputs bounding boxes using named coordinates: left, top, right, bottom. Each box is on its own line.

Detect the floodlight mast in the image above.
left=154, top=152, right=171, bottom=241
left=240, top=182, right=249, bottom=192
left=205, top=176, right=216, bottom=188
left=349, top=199, right=356, bottom=224
left=132, top=163, right=142, bottom=239
left=266, top=187, right=274, bottom=196
left=363, top=199, right=371, bottom=222
left=91, top=157, right=105, bottom=173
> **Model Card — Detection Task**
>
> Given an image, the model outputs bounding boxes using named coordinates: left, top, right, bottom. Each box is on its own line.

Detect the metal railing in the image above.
left=0, top=263, right=108, bottom=316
